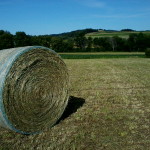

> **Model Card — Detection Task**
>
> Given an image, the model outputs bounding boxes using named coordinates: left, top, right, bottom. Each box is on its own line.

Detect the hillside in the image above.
left=0, top=28, right=150, bottom=52
left=51, top=28, right=98, bottom=38
left=85, top=30, right=150, bottom=39
left=50, top=28, right=150, bottom=39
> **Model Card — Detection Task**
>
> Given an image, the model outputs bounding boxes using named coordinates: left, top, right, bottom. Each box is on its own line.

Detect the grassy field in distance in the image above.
left=59, top=52, right=145, bottom=55
left=59, top=52, right=145, bottom=59
left=0, top=57, right=150, bottom=149
left=85, top=31, right=150, bottom=39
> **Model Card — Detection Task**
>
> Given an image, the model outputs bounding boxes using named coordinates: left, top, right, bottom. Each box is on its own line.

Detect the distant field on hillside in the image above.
left=86, top=31, right=150, bottom=39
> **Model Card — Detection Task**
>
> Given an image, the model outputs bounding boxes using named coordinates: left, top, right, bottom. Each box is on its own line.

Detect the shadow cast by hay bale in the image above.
left=56, top=96, right=85, bottom=124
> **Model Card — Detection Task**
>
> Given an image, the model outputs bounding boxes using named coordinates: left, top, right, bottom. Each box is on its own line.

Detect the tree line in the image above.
left=0, top=29, right=150, bottom=52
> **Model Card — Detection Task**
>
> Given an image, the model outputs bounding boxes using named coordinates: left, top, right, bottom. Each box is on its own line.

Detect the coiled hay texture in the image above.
left=0, top=46, right=69, bottom=134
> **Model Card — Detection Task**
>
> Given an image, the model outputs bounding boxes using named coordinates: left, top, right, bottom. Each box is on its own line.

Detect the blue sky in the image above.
left=0, top=0, right=150, bottom=35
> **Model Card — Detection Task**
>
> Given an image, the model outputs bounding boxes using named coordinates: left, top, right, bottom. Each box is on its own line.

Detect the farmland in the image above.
left=85, top=31, right=150, bottom=39
left=59, top=52, right=145, bottom=59
left=0, top=57, right=150, bottom=149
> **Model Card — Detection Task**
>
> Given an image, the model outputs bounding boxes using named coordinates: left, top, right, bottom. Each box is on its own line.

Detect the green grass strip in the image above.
left=60, top=54, right=145, bottom=59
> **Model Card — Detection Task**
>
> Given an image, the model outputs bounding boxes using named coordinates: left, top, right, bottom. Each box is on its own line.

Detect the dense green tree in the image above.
left=86, top=37, right=93, bottom=51
left=109, top=37, right=117, bottom=51
left=93, top=37, right=111, bottom=51
left=0, top=29, right=150, bottom=52
left=37, top=36, right=52, bottom=47
left=121, top=29, right=135, bottom=32
left=93, top=38, right=99, bottom=48
left=0, top=30, right=14, bottom=50
left=128, top=33, right=138, bottom=51
left=136, top=33, right=147, bottom=51
left=100, top=37, right=111, bottom=51
left=146, top=35, right=150, bottom=48
left=145, top=48, right=150, bottom=58
left=74, top=34, right=87, bottom=51
left=30, top=36, right=41, bottom=45
left=14, top=32, right=31, bottom=47
left=128, top=32, right=149, bottom=52
left=51, top=37, right=64, bottom=52
left=0, top=30, right=5, bottom=35
left=111, top=36, right=127, bottom=51
left=62, top=39, right=74, bottom=52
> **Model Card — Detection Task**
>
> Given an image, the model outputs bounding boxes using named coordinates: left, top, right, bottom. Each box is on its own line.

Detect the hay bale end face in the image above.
left=0, top=46, right=69, bottom=134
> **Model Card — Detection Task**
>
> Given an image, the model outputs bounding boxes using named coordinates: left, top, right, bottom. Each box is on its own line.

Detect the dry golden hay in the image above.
left=0, top=46, right=69, bottom=134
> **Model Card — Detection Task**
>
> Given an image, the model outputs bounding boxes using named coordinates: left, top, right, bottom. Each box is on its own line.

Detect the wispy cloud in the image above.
left=75, top=0, right=106, bottom=8
left=92, top=12, right=150, bottom=18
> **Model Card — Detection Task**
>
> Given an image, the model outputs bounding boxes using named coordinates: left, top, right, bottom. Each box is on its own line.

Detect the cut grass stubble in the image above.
left=0, top=58, right=150, bottom=149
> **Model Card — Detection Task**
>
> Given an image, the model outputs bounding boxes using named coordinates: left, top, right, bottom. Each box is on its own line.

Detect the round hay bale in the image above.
left=0, top=46, right=69, bottom=134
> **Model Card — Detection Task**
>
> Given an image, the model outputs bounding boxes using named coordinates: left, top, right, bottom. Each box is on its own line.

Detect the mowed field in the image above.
left=59, top=52, right=145, bottom=59
left=0, top=58, right=150, bottom=150
left=85, top=31, right=150, bottom=39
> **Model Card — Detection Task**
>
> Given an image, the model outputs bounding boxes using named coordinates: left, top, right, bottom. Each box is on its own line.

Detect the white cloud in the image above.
left=92, top=12, right=150, bottom=18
